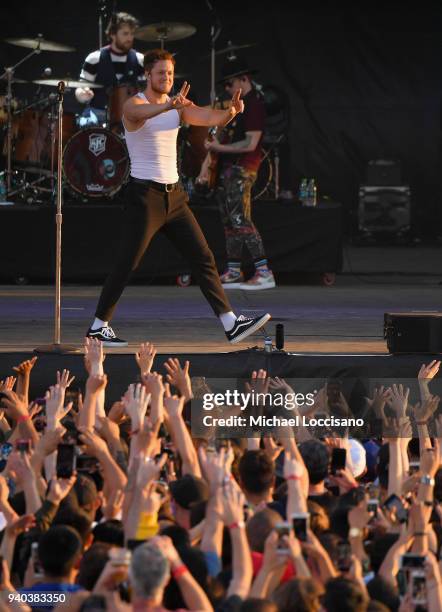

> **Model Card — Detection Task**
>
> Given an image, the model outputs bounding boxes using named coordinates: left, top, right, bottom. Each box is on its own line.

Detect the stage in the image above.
left=0, top=268, right=440, bottom=403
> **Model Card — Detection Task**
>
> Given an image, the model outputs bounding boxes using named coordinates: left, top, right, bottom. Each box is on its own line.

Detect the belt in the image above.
left=130, top=177, right=179, bottom=193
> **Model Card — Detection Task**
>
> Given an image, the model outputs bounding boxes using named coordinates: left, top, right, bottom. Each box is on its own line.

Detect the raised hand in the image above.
left=168, top=81, right=192, bottom=110
left=386, top=384, right=410, bottom=419
left=5, top=513, right=36, bottom=537
left=84, top=337, right=105, bottom=375
left=108, top=400, right=128, bottom=425
left=136, top=454, right=167, bottom=489
left=164, top=358, right=192, bottom=401
left=418, top=360, right=441, bottom=381
left=78, top=427, right=109, bottom=457
left=419, top=441, right=440, bottom=477
left=142, top=372, right=165, bottom=398
left=0, top=376, right=17, bottom=392
left=230, top=89, right=244, bottom=114
left=47, top=474, right=77, bottom=505
left=220, top=479, right=245, bottom=526
left=198, top=445, right=234, bottom=490
left=365, top=386, right=390, bottom=419
left=135, top=342, right=157, bottom=376
left=412, top=395, right=440, bottom=424
left=45, top=384, right=72, bottom=426
left=163, top=394, right=185, bottom=419
left=0, top=389, right=30, bottom=421
left=56, top=369, right=75, bottom=390
left=34, top=425, right=66, bottom=458
left=123, top=383, right=151, bottom=432
left=13, top=357, right=38, bottom=377
left=263, top=436, right=283, bottom=462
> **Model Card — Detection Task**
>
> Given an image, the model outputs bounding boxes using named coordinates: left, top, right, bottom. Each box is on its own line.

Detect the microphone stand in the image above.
left=206, top=0, right=222, bottom=107
left=34, top=81, right=79, bottom=354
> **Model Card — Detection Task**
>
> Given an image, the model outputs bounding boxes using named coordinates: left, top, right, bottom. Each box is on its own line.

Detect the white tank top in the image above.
left=123, top=93, right=180, bottom=183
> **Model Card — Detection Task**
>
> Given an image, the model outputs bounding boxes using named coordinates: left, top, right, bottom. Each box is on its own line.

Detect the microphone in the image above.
left=275, top=324, right=284, bottom=350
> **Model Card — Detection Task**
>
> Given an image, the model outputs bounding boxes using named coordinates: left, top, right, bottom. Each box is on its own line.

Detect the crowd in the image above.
left=0, top=342, right=441, bottom=612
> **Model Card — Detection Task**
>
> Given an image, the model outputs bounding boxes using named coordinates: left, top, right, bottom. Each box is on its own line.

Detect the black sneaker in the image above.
left=226, top=313, right=271, bottom=344
left=86, top=326, right=128, bottom=347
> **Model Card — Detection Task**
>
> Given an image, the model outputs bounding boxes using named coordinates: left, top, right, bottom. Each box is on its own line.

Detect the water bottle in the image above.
left=306, top=179, right=317, bottom=207
left=0, top=172, right=6, bottom=203
left=298, top=178, right=308, bottom=205
left=264, top=337, right=273, bottom=353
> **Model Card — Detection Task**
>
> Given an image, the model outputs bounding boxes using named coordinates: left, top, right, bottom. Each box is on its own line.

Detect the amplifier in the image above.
left=359, top=185, right=410, bottom=233
left=384, top=312, right=442, bottom=354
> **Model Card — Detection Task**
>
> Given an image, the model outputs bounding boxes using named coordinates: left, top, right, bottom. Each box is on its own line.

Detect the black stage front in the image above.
left=0, top=199, right=343, bottom=283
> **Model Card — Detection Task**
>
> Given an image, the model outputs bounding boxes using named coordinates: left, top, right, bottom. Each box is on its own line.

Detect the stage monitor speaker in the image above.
left=384, top=312, right=442, bottom=354
left=358, top=185, right=410, bottom=233
left=366, top=159, right=402, bottom=186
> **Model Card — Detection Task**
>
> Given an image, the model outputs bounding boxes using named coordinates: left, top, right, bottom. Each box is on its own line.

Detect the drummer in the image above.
left=75, top=12, right=145, bottom=127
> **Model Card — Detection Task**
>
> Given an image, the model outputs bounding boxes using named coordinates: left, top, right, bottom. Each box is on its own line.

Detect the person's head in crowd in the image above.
left=366, top=533, right=399, bottom=574
left=163, top=546, right=209, bottom=610
left=318, top=532, right=341, bottom=568
left=92, top=520, right=125, bottom=547
left=74, top=474, right=102, bottom=519
left=366, top=575, right=400, bottom=612
left=128, top=541, right=170, bottom=606
left=238, top=450, right=275, bottom=505
left=272, top=577, right=324, bottom=612
left=38, top=525, right=83, bottom=584
left=307, top=500, right=330, bottom=534
left=240, top=598, right=278, bottom=612
left=53, top=507, right=93, bottom=549
left=299, top=440, right=330, bottom=491
left=169, top=474, right=209, bottom=530
left=160, top=524, right=191, bottom=549
left=76, top=543, right=111, bottom=591
left=246, top=508, right=282, bottom=553
left=322, top=577, right=369, bottom=612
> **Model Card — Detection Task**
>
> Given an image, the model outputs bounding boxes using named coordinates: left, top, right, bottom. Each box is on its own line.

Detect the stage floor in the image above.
left=0, top=275, right=440, bottom=354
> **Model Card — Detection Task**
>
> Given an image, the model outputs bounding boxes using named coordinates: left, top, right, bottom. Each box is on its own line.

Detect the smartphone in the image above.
left=337, top=540, right=352, bottom=572
left=291, top=512, right=310, bottom=542
left=400, top=553, right=426, bottom=569
left=31, top=542, right=43, bottom=579
left=383, top=494, right=408, bottom=523
left=367, top=498, right=379, bottom=517
left=15, top=439, right=30, bottom=454
left=331, top=448, right=347, bottom=475
left=56, top=443, right=76, bottom=478
left=275, top=522, right=291, bottom=553
left=411, top=570, right=427, bottom=606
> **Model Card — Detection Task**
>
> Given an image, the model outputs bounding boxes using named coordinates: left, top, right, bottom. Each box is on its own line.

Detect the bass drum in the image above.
left=63, top=127, right=130, bottom=197
left=252, top=149, right=273, bottom=201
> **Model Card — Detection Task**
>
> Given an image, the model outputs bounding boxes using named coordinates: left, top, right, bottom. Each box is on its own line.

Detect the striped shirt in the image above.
left=80, top=47, right=144, bottom=85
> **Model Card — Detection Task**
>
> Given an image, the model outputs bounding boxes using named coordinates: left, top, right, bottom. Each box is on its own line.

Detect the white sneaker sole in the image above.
left=222, top=282, right=243, bottom=289
left=239, top=280, right=276, bottom=290
left=229, top=313, right=271, bottom=344
left=101, top=340, right=128, bottom=347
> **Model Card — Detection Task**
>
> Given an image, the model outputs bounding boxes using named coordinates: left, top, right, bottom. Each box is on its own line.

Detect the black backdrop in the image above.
left=3, top=0, right=442, bottom=236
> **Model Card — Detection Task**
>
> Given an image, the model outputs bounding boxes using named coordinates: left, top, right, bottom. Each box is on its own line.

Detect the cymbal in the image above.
left=33, top=79, right=103, bottom=89
left=135, top=22, right=196, bottom=42
left=5, top=37, right=75, bottom=52
left=215, top=41, right=256, bottom=56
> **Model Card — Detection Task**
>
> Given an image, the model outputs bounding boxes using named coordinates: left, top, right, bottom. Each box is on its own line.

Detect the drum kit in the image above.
left=1, top=23, right=278, bottom=204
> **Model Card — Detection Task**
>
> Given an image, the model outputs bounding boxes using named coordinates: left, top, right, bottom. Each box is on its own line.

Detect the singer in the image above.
left=86, top=49, right=271, bottom=346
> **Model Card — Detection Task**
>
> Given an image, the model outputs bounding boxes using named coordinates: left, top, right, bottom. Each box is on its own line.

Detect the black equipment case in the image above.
left=384, top=312, right=442, bottom=354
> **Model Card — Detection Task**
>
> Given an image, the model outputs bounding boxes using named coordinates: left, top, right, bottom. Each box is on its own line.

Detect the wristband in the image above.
left=228, top=521, right=245, bottom=530
left=286, top=474, right=302, bottom=481
left=16, top=414, right=30, bottom=423
left=171, top=564, right=188, bottom=579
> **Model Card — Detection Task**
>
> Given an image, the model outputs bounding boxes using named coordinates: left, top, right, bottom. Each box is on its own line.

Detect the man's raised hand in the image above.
left=168, top=81, right=192, bottom=110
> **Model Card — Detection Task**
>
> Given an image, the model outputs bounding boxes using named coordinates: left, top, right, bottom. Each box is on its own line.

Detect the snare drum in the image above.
left=63, top=127, right=130, bottom=197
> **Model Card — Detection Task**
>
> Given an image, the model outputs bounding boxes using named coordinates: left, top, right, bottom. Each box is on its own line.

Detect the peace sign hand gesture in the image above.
left=168, top=81, right=192, bottom=110
left=230, top=89, right=244, bottom=114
